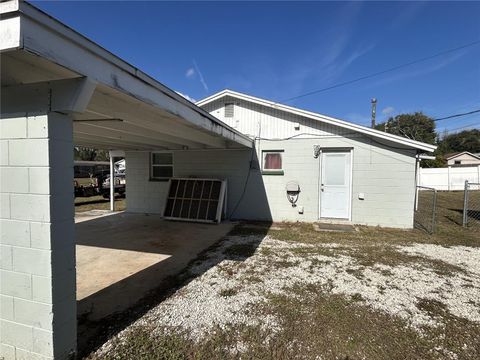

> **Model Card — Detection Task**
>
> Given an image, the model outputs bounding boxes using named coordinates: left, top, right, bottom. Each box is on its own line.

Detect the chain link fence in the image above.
left=414, top=186, right=437, bottom=234
left=463, top=181, right=480, bottom=228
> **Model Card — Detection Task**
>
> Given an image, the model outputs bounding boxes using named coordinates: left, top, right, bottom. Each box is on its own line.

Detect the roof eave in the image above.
left=1, top=1, right=253, bottom=149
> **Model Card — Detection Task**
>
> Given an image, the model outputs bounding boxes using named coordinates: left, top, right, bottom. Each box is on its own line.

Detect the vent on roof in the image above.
left=225, top=103, right=234, bottom=118
left=163, top=178, right=227, bottom=223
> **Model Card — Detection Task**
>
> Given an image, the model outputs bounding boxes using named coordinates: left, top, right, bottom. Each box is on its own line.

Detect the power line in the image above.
left=433, top=108, right=480, bottom=122
left=445, top=122, right=480, bottom=132
left=281, top=40, right=480, bottom=103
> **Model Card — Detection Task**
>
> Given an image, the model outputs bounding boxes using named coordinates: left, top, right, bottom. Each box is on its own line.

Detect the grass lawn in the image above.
left=86, top=191, right=479, bottom=360
left=75, top=195, right=126, bottom=213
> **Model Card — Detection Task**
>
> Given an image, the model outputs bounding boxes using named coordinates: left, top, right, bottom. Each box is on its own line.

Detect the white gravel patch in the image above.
left=95, top=235, right=480, bottom=356
left=398, top=244, right=480, bottom=276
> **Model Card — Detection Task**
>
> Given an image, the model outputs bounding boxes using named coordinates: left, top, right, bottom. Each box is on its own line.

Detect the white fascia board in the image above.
left=0, top=0, right=19, bottom=13
left=197, top=90, right=437, bottom=153
left=109, top=150, right=125, bottom=157
left=0, top=15, right=22, bottom=52
left=7, top=1, right=252, bottom=148
left=417, top=154, right=436, bottom=160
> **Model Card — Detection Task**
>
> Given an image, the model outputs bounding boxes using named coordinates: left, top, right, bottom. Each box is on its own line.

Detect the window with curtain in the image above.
left=151, top=152, right=173, bottom=180
left=262, top=151, right=284, bottom=174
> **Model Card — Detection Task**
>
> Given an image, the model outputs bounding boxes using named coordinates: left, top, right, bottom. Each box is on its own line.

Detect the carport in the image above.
left=0, top=1, right=252, bottom=359
left=74, top=213, right=234, bottom=353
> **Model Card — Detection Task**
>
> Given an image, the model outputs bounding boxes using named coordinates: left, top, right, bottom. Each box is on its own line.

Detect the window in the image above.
left=262, top=150, right=284, bottom=175
left=454, top=160, right=461, bottom=165
left=151, top=152, right=173, bottom=180
left=225, top=103, right=234, bottom=118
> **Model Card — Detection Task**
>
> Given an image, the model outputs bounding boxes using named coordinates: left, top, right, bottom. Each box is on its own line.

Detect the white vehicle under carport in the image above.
left=101, top=173, right=126, bottom=199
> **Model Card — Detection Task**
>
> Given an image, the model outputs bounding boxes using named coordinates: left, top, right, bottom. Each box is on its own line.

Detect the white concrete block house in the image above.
left=128, top=90, right=436, bottom=228
left=0, top=1, right=436, bottom=359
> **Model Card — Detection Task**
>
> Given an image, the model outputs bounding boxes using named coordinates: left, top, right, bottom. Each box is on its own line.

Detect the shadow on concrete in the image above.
left=76, top=214, right=271, bottom=358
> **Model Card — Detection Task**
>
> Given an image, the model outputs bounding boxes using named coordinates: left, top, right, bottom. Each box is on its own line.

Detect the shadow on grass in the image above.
left=448, top=208, right=480, bottom=225
left=75, top=199, right=109, bottom=207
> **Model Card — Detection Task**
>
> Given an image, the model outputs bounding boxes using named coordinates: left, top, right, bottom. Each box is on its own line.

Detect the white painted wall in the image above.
left=201, top=96, right=352, bottom=139
left=126, top=129, right=417, bottom=228
left=419, top=166, right=480, bottom=190
left=126, top=150, right=271, bottom=219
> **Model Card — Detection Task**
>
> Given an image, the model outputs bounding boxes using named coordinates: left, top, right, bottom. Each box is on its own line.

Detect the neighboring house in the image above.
left=126, top=90, right=436, bottom=229
left=446, top=151, right=480, bottom=167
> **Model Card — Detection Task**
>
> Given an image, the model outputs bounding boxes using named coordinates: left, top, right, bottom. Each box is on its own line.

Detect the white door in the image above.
left=320, top=151, right=352, bottom=219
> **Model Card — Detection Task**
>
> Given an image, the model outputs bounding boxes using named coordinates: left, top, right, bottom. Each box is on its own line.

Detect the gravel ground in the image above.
left=94, top=233, right=480, bottom=357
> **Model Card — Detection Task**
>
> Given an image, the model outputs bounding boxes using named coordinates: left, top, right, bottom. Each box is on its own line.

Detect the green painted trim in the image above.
left=262, top=170, right=284, bottom=176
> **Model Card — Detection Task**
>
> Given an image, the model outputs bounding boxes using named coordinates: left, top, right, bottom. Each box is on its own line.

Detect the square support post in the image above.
left=0, top=113, right=76, bottom=359
left=109, top=153, right=115, bottom=212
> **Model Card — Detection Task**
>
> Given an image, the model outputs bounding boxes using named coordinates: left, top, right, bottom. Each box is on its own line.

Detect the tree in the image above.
left=436, top=129, right=480, bottom=155
left=74, top=147, right=109, bottom=161
left=375, top=112, right=436, bottom=145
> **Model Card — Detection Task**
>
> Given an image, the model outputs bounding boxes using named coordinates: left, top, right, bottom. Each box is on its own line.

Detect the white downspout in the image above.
left=109, top=152, right=115, bottom=211
left=415, top=154, right=420, bottom=211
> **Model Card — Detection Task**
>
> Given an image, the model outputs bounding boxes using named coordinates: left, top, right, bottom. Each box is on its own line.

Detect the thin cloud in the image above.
left=390, top=2, right=426, bottom=30
left=382, top=106, right=395, bottom=115
left=224, top=1, right=369, bottom=101
left=193, top=59, right=209, bottom=92
left=323, top=43, right=376, bottom=83
left=185, top=67, right=195, bottom=78
left=175, top=91, right=196, bottom=103
left=366, top=50, right=468, bottom=89
left=277, top=2, right=370, bottom=100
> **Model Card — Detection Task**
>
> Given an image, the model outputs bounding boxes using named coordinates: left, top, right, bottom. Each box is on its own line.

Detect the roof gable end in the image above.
left=197, top=90, right=437, bottom=153
left=447, top=151, right=480, bottom=161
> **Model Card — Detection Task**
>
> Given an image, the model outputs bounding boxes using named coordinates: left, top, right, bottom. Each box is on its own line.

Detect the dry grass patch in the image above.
left=75, top=195, right=126, bottom=212
left=94, top=290, right=480, bottom=360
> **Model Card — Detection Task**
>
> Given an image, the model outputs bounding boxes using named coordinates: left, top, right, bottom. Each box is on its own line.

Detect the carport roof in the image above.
left=0, top=0, right=253, bottom=150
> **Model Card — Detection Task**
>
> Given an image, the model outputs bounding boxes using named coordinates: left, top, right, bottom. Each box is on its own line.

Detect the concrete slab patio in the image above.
left=75, top=213, right=235, bottom=322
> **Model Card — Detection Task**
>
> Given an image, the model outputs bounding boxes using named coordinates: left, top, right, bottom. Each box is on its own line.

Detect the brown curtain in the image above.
left=264, top=153, right=282, bottom=169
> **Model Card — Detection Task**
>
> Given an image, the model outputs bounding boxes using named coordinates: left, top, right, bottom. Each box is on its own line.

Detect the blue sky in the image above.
left=32, top=1, right=480, bottom=133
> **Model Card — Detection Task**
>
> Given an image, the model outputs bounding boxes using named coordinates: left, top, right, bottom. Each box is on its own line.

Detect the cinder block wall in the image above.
left=126, top=149, right=271, bottom=220
left=125, top=134, right=416, bottom=228
left=0, top=114, right=76, bottom=359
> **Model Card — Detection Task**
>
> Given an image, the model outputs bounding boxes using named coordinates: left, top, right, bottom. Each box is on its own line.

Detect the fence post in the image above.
left=447, top=166, right=451, bottom=191
left=432, top=189, right=437, bottom=233
left=415, top=162, right=420, bottom=211
left=463, top=180, right=469, bottom=227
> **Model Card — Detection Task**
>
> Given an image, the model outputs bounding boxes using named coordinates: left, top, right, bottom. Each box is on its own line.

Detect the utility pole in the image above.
left=371, top=98, right=377, bottom=128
